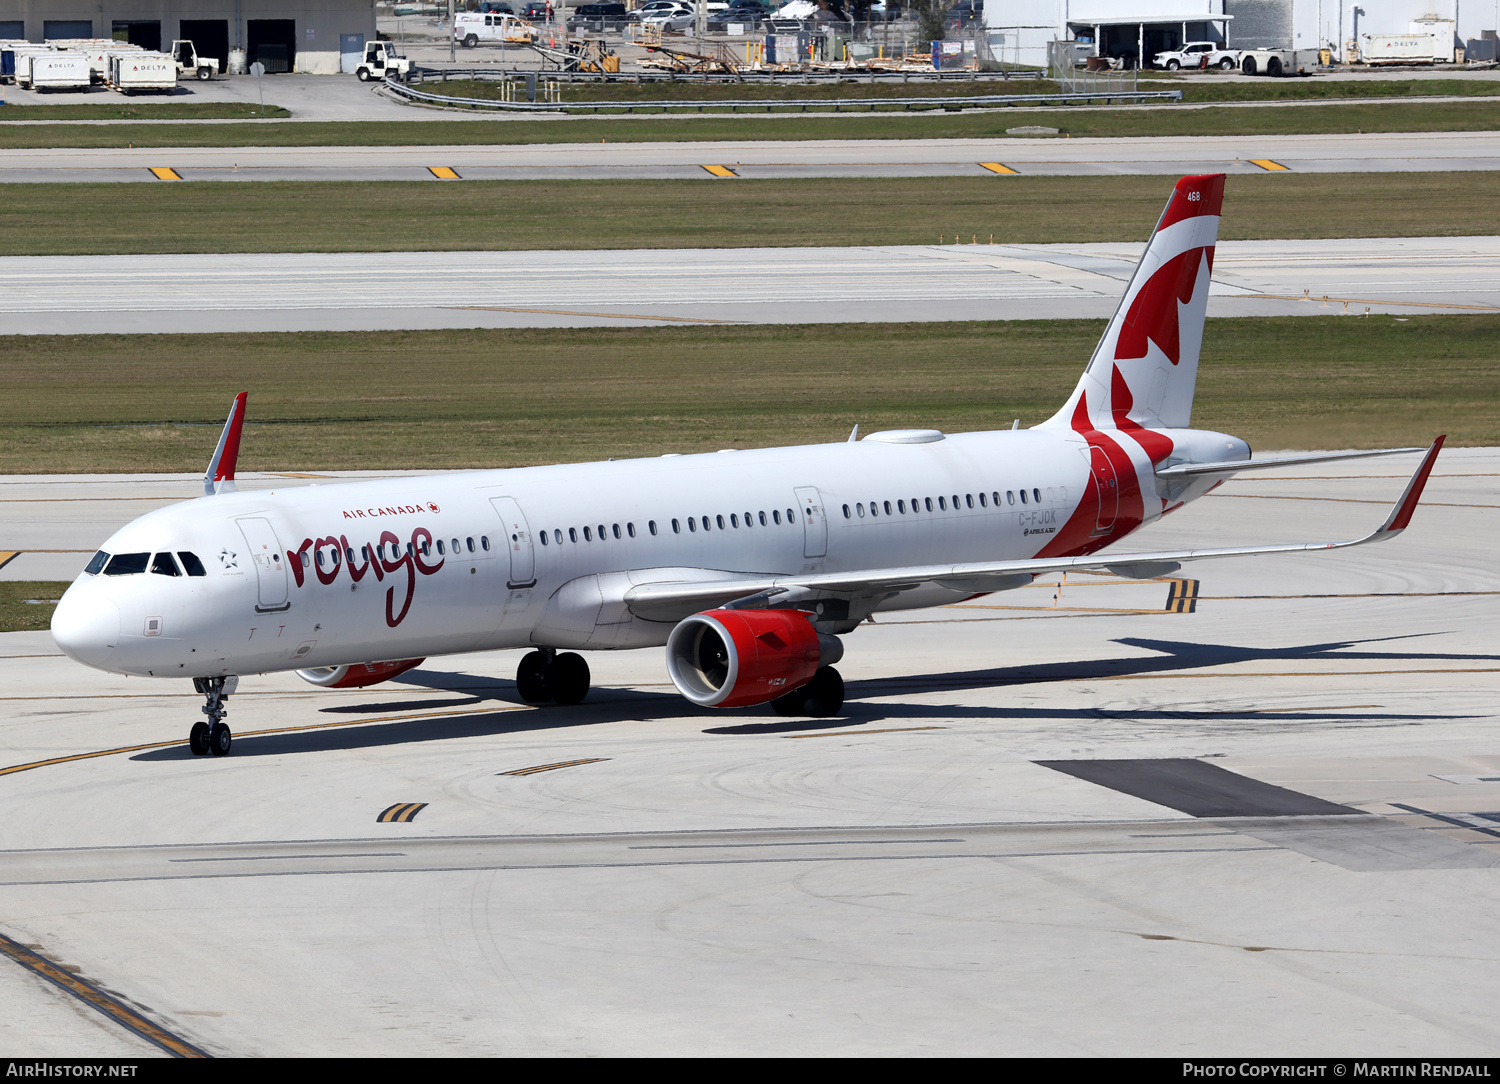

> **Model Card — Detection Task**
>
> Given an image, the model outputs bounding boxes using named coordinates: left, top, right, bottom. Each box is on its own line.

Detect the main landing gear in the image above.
left=516, top=648, right=591, bottom=706
left=189, top=676, right=235, bottom=756
left=771, top=665, right=844, bottom=718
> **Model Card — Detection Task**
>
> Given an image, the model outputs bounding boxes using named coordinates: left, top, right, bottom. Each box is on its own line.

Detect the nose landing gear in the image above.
left=515, top=648, right=591, bottom=706
left=190, top=676, right=237, bottom=756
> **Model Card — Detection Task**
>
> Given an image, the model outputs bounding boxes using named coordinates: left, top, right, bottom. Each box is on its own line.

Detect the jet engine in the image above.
left=296, top=658, right=425, bottom=689
left=666, top=608, right=842, bottom=708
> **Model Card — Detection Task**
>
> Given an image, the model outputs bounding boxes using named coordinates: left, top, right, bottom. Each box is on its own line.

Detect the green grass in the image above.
left=0, top=97, right=1495, bottom=146
left=0, top=582, right=65, bottom=633
left=0, top=315, right=1493, bottom=475
left=0, top=173, right=1494, bottom=255
left=0, top=101, right=290, bottom=120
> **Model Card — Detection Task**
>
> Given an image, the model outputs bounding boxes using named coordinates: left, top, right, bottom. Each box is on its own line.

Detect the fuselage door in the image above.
left=1088, top=444, right=1119, bottom=535
left=236, top=516, right=290, bottom=612
left=489, top=496, right=536, bottom=588
left=794, top=486, right=827, bottom=558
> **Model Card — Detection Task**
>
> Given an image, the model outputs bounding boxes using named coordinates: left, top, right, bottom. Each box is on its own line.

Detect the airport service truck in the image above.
left=170, top=39, right=218, bottom=81
left=1239, top=47, right=1322, bottom=75
left=353, top=40, right=412, bottom=81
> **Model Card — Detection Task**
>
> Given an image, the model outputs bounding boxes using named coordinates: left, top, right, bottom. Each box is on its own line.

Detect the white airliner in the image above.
left=51, top=174, right=1444, bottom=757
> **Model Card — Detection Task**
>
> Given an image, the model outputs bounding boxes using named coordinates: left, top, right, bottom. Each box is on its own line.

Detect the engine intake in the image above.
left=666, top=609, right=841, bottom=708
left=296, top=658, right=425, bottom=689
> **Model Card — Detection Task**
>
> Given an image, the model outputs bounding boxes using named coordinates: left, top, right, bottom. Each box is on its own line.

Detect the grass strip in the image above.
left=0, top=315, right=1494, bottom=475
left=0, top=173, right=1493, bottom=255
left=0, top=102, right=290, bottom=120
left=0, top=582, right=65, bottom=633
left=0, top=98, right=1495, bottom=146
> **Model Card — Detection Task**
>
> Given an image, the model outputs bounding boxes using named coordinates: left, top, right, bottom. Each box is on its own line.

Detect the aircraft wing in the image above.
left=623, top=436, right=1445, bottom=623
left=1155, top=445, right=1424, bottom=480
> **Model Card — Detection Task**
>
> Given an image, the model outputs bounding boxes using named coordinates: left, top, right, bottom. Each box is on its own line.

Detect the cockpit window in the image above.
left=84, top=551, right=109, bottom=575
left=104, top=552, right=149, bottom=576
left=177, top=551, right=207, bottom=577
left=151, top=552, right=181, bottom=577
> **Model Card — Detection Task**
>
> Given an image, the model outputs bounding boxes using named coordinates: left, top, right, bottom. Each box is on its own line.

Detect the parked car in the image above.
left=628, top=0, right=692, bottom=21
left=642, top=8, right=697, bottom=31
left=520, top=1, right=552, bottom=21
left=567, top=2, right=629, bottom=31
left=946, top=0, right=980, bottom=25
left=477, top=1, right=515, bottom=12
left=708, top=4, right=767, bottom=31
left=1152, top=40, right=1240, bottom=70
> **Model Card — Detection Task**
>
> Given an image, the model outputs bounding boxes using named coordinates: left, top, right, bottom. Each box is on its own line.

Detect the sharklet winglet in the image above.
left=203, top=392, right=247, bottom=497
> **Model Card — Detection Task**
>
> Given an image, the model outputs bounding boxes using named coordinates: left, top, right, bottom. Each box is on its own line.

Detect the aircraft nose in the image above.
left=51, top=589, right=120, bottom=670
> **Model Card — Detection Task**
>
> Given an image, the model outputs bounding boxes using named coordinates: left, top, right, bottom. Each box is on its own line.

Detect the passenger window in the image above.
left=702, top=516, right=711, bottom=531
left=481, top=536, right=490, bottom=551
left=104, top=552, right=149, bottom=576
left=85, top=551, right=109, bottom=575
left=952, top=494, right=960, bottom=508
left=978, top=493, right=987, bottom=507
left=884, top=501, right=892, bottom=515
left=966, top=495, right=974, bottom=508
left=315, top=549, right=325, bottom=569
left=554, top=529, right=563, bottom=544
left=584, top=526, right=593, bottom=541
left=671, top=519, right=680, bottom=534
left=744, top=511, right=753, bottom=526
left=627, top=523, right=636, bottom=538
left=1034, top=488, right=1042, bottom=503
left=540, top=531, right=549, bottom=546
left=437, top=540, right=445, bottom=555
left=467, top=537, right=475, bottom=553
left=938, top=497, right=947, bottom=510
left=1007, top=491, right=1015, bottom=505
left=759, top=511, right=767, bottom=526
left=869, top=502, right=878, bottom=518
left=569, top=528, right=577, bottom=543
left=715, top=515, right=724, bottom=530
left=612, top=524, right=621, bottom=539
left=1020, top=490, right=1028, bottom=504
left=151, top=552, right=181, bottom=577
left=598, top=524, right=606, bottom=540
left=688, top=517, right=696, bottom=532
left=772, top=510, right=781, bottom=524
left=924, top=498, right=933, bottom=511
left=730, top=514, right=739, bottom=528
left=898, top=500, right=906, bottom=513
left=786, top=508, right=795, bottom=523
left=302, top=551, right=312, bottom=568
left=177, top=551, right=206, bottom=577
left=843, top=504, right=851, bottom=519
left=992, top=491, right=1000, bottom=505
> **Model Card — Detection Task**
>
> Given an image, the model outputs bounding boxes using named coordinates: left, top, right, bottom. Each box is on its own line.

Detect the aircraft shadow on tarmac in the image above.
left=127, top=632, right=1489, bottom=760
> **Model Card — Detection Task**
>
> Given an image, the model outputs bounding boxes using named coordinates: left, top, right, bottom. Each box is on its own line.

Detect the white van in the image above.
left=455, top=13, right=538, bottom=47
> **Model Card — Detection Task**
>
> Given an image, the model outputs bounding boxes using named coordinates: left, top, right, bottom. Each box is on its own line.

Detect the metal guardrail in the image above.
left=409, top=65, right=1048, bottom=85
left=385, top=78, right=1182, bottom=112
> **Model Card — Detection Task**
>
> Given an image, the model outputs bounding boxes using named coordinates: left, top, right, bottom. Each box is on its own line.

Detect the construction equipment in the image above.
left=640, top=42, right=743, bottom=77
left=527, top=35, right=618, bottom=73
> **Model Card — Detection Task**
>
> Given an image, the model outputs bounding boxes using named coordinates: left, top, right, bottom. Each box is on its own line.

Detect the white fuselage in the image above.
left=51, top=424, right=1240, bottom=681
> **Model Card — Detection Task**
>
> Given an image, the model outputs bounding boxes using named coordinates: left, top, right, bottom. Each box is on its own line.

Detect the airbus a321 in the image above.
left=51, top=174, right=1444, bottom=756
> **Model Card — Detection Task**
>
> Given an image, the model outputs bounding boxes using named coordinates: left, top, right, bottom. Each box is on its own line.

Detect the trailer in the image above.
left=17, top=51, right=92, bottom=91
left=50, top=39, right=143, bottom=83
left=108, top=51, right=177, bottom=93
left=1239, top=47, right=1322, bottom=76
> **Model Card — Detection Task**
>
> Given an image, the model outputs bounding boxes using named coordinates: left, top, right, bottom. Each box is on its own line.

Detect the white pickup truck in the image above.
left=1152, top=41, right=1240, bottom=70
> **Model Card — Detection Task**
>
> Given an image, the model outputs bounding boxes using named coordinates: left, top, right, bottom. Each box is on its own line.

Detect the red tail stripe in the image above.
left=215, top=392, right=247, bottom=482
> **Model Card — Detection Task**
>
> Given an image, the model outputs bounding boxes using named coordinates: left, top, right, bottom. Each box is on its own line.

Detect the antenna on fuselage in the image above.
left=203, top=392, right=248, bottom=497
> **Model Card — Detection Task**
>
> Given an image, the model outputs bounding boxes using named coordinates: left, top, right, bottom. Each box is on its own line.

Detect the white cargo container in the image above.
left=1360, top=34, right=1438, bottom=63
left=108, top=51, right=177, bottom=92
left=18, top=51, right=92, bottom=90
left=50, top=39, right=141, bottom=83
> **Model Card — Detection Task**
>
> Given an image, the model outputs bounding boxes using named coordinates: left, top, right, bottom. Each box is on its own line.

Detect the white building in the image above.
left=0, top=0, right=378, bottom=74
left=984, top=0, right=1481, bottom=69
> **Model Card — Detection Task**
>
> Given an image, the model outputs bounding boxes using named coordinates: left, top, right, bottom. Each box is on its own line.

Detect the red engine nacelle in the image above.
left=666, top=608, right=839, bottom=708
left=295, top=658, right=425, bottom=689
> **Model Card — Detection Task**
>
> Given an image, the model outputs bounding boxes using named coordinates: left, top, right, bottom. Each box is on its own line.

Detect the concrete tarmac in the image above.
left=0, top=235, right=1493, bottom=334
left=0, top=450, right=1497, bottom=1054
left=1, top=130, right=1496, bottom=182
